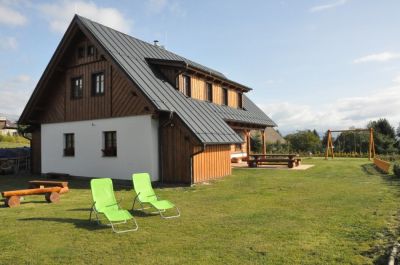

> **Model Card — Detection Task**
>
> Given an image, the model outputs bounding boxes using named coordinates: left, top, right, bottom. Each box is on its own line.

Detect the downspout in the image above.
left=158, top=111, right=173, bottom=185
left=190, top=143, right=206, bottom=186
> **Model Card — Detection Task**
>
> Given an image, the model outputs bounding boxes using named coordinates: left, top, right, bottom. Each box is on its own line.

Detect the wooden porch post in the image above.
left=246, top=130, right=251, bottom=157
left=261, top=129, right=266, bottom=155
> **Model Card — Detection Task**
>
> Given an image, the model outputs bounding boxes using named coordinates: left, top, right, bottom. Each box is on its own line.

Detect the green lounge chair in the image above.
left=89, top=178, right=138, bottom=233
left=131, top=173, right=180, bottom=219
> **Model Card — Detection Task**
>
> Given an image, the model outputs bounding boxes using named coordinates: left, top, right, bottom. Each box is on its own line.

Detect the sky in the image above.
left=0, top=0, right=400, bottom=135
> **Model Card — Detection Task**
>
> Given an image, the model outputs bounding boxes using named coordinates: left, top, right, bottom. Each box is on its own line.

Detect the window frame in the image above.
left=222, top=87, right=228, bottom=106
left=92, top=72, right=105, bottom=96
left=238, top=92, right=243, bottom=109
left=77, top=46, right=85, bottom=59
left=205, top=82, right=213, bottom=102
left=182, top=75, right=191, bottom=97
left=102, top=131, right=117, bottom=157
left=87, top=45, right=95, bottom=57
left=71, top=76, right=83, bottom=99
left=64, top=133, right=75, bottom=157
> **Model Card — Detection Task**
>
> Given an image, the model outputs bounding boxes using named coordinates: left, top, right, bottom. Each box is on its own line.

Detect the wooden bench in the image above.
left=29, top=180, right=69, bottom=194
left=247, top=154, right=301, bottom=169
left=1, top=187, right=62, bottom=208
left=374, top=158, right=391, bottom=174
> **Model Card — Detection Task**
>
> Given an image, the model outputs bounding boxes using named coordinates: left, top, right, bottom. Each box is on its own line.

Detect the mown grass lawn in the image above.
left=0, top=158, right=399, bottom=264
left=0, top=141, right=30, bottom=148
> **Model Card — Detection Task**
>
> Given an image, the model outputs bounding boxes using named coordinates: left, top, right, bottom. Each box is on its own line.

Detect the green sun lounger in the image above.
left=131, top=173, right=180, bottom=219
left=89, top=178, right=138, bottom=233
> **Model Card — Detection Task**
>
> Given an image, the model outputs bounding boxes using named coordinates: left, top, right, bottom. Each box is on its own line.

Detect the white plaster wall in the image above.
left=41, top=115, right=159, bottom=181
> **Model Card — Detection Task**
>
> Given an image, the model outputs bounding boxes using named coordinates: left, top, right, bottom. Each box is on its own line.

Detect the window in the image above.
left=87, top=45, right=95, bottom=56
left=238, top=93, right=243, bottom=109
left=77, top=47, right=85, bottom=58
left=71, top=77, right=83, bottom=99
left=102, top=131, right=117, bottom=157
left=235, top=143, right=242, bottom=152
left=64, top=133, right=74, bottom=156
left=222, top=87, right=228, bottom=106
left=182, top=75, right=191, bottom=97
left=92, top=72, right=105, bottom=95
left=206, top=82, right=213, bottom=102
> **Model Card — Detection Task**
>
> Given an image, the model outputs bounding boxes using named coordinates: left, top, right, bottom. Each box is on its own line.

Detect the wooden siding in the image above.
left=160, top=116, right=198, bottom=184
left=193, top=145, right=231, bottom=183
left=31, top=128, right=41, bottom=174
left=38, top=34, right=154, bottom=123
left=176, top=74, right=241, bottom=108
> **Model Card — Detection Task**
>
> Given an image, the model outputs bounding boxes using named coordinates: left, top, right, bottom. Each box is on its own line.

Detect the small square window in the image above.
left=64, top=133, right=75, bottom=156
left=102, top=131, right=117, bottom=157
left=71, top=77, right=83, bottom=99
left=206, top=82, right=213, bottom=102
left=77, top=47, right=85, bottom=58
left=92, top=72, right=105, bottom=95
left=87, top=45, right=95, bottom=56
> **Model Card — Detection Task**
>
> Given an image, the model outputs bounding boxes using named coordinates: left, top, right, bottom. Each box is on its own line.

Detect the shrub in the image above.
left=394, top=163, right=400, bottom=177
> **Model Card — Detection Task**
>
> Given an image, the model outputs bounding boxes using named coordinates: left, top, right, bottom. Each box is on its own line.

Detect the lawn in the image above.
left=0, top=158, right=399, bottom=264
left=0, top=141, right=30, bottom=148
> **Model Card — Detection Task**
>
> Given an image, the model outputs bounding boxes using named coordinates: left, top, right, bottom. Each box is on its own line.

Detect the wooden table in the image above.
left=29, top=180, right=69, bottom=194
left=247, top=154, right=301, bottom=168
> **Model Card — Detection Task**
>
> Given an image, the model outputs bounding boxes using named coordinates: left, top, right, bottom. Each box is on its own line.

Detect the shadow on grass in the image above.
left=18, top=217, right=107, bottom=231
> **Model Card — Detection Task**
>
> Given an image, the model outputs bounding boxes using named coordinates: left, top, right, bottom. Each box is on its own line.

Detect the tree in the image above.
left=368, top=119, right=398, bottom=154
left=397, top=123, right=400, bottom=138
left=250, top=131, right=262, bottom=153
left=284, top=130, right=321, bottom=153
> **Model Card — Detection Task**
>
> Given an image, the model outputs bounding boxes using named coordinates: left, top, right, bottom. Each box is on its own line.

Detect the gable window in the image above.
left=92, top=72, right=105, bottom=95
left=102, top=131, right=117, bottom=157
left=64, top=133, right=75, bottom=156
left=206, top=82, right=213, bottom=102
left=238, top=92, right=243, bottom=109
left=77, top=46, right=85, bottom=59
left=87, top=45, right=95, bottom=56
left=222, top=87, right=228, bottom=106
left=71, top=77, right=83, bottom=99
left=182, top=75, right=191, bottom=97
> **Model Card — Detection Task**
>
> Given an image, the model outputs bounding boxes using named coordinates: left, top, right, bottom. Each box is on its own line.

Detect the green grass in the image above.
left=0, top=141, right=30, bottom=148
left=1, top=158, right=400, bottom=264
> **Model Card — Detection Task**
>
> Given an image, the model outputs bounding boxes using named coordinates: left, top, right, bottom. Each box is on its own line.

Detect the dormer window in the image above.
left=238, top=93, right=243, bottom=109
left=87, top=45, right=95, bottom=57
left=182, top=75, right=191, bottom=97
left=206, top=82, right=213, bottom=102
left=222, top=87, right=228, bottom=106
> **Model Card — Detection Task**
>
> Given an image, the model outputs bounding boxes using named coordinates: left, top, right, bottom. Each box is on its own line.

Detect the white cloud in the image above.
left=353, top=52, right=400, bottom=64
left=309, top=0, right=348, bottom=13
left=145, top=0, right=186, bottom=16
left=0, top=3, right=27, bottom=26
left=38, top=0, right=133, bottom=34
left=0, top=36, right=17, bottom=50
left=259, top=86, right=400, bottom=134
left=0, top=74, right=34, bottom=115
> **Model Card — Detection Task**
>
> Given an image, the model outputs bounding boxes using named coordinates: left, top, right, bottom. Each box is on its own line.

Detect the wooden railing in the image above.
left=374, top=158, right=391, bottom=174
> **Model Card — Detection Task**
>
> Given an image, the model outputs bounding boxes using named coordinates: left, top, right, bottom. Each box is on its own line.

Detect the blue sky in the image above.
left=1, top=0, right=400, bottom=134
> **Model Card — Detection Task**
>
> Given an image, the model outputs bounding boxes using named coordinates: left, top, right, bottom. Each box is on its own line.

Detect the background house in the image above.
left=0, top=117, right=18, bottom=136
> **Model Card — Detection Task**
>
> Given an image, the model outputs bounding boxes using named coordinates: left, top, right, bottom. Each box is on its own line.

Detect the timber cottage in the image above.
left=19, top=15, right=276, bottom=184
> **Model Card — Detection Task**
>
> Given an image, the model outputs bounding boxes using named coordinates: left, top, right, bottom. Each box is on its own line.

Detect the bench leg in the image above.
left=45, top=192, right=60, bottom=203
left=5, top=196, right=20, bottom=208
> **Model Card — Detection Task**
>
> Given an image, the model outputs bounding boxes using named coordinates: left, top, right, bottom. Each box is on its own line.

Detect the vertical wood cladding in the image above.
left=160, top=116, right=196, bottom=184
left=193, top=145, right=231, bottom=183
left=176, top=74, right=240, bottom=108
left=31, top=128, right=41, bottom=174
left=38, top=35, right=153, bottom=123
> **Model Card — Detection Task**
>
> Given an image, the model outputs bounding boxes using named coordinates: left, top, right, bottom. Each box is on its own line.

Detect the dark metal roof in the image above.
left=77, top=16, right=276, bottom=144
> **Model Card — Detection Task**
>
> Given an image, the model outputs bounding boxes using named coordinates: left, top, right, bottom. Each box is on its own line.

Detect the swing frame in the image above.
left=325, top=128, right=376, bottom=160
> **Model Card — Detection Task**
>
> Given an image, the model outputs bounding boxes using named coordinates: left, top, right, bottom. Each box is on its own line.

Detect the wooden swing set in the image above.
left=325, top=128, right=376, bottom=160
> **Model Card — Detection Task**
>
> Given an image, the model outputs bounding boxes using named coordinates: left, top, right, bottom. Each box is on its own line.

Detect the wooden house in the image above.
left=19, top=15, right=276, bottom=184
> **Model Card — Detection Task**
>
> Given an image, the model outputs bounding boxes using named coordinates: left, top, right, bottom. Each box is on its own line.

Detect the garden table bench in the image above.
left=29, top=180, right=69, bottom=194
left=1, top=187, right=62, bottom=208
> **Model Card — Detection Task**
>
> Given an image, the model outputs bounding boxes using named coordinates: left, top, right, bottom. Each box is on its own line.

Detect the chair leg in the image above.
left=159, top=206, right=181, bottom=219
left=110, top=217, right=139, bottom=233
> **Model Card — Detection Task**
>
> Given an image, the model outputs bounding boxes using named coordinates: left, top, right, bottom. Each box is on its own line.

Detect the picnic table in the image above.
left=247, top=154, right=301, bottom=168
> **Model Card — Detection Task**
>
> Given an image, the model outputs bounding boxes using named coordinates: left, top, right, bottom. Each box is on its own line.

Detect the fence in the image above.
left=0, top=147, right=31, bottom=174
